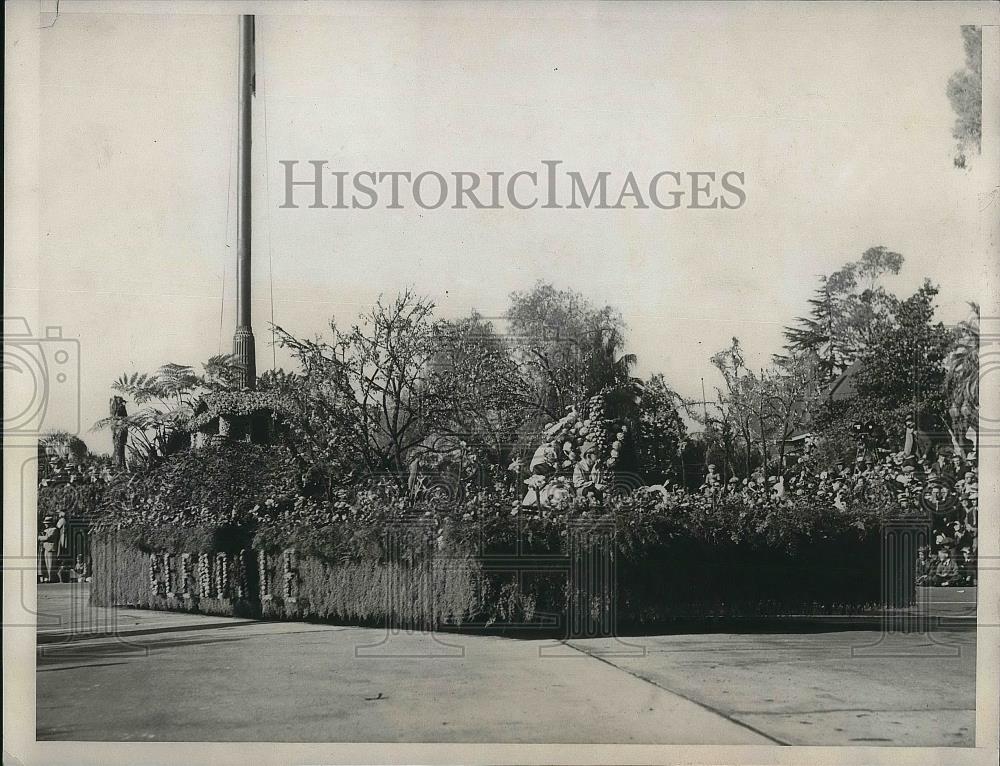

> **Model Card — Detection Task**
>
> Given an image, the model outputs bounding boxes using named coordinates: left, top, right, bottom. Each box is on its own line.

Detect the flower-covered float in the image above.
left=519, top=388, right=635, bottom=508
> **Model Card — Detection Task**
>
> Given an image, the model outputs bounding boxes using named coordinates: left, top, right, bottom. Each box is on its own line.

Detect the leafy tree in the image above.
left=634, top=373, right=687, bottom=483
left=948, top=26, right=982, bottom=169
left=275, top=291, right=534, bottom=488
left=944, top=302, right=979, bottom=453
left=779, top=247, right=903, bottom=380
left=584, top=325, right=639, bottom=396
left=812, top=279, right=957, bottom=465
left=702, top=340, right=825, bottom=479
left=701, top=337, right=757, bottom=476
left=506, top=281, right=631, bottom=419
left=855, top=280, right=952, bottom=422
left=761, top=353, right=825, bottom=473
left=807, top=280, right=955, bottom=460
left=778, top=283, right=841, bottom=383
left=426, top=313, right=535, bottom=460
left=274, top=291, right=439, bottom=484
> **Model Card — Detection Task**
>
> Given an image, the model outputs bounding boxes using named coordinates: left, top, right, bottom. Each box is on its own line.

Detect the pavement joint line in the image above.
left=726, top=707, right=976, bottom=715
left=561, top=640, right=789, bottom=746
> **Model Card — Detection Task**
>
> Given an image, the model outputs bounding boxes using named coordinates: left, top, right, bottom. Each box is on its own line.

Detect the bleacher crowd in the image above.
left=691, top=433, right=979, bottom=587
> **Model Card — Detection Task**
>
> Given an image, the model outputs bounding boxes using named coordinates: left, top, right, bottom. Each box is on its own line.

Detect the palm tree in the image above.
left=92, top=355, right=244, bottom=468
left=584, top=326, right=638, bottom=394
left=944, top=302, right=979, bottom=454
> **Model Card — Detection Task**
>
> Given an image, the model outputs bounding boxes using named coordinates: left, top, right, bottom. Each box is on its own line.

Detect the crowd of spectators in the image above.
left=690, top=433, right=979, bottom=587
left=37, top=510, right=91, bottom=584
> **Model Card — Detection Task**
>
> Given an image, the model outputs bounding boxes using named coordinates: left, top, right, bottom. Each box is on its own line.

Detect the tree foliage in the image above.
left=634, top=373, right=687, bottom=483
left=945, top=302, right=979, bottom=448
left=779, top=247, right=903, bottom=381
left=274, top=291, right=536, bottom=487
left=948, top=25, right=982, bottom=168
left=506, top=281, right=633, bottom=418
left=854, top=280, right=952, bottom=421
left=701, top=339, right=823, bottom=478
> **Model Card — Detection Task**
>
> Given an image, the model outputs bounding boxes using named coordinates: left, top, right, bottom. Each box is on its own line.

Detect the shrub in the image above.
left=94, top=442, right=303, bottom=532
left=38, top=483, right=104, bottom=525
left=91, top=458, right=896, bottom=626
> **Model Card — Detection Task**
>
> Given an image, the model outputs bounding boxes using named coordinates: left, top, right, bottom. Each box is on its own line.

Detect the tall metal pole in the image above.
left=233, top=14, right=257, bottom=390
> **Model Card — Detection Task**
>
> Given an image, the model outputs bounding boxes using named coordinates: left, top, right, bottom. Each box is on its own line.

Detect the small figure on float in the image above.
left=572, top=441, right=605, bottom=501
left=521, top=440, right=573, bottom=508
left=705, top=464, right=721, bottom=487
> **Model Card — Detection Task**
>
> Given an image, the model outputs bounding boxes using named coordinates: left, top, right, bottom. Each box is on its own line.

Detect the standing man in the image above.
left=902, top=414, right=934, bottom=461
left=38, top=515, right=60, bottom=583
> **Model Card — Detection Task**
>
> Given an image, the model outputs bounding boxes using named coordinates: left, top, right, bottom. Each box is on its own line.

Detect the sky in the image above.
left=22, top=1, right=997, bottom=453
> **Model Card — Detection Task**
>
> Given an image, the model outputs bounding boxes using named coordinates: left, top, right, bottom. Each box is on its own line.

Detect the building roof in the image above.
left=825, top=359, right=864, bottom=402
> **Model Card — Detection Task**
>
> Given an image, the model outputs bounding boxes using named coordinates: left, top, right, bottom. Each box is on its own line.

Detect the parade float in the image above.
left=87, top=15, right=896, bottom=633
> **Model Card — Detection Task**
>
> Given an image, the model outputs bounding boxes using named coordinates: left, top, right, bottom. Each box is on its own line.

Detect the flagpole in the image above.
left=233, top=14, right=257, bottom=390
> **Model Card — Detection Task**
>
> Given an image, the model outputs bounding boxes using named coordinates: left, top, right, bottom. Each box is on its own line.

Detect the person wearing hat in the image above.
left=38, top=515, right=60, bottom=583
left=915, top=546, right=933, bottom=586
left=951, top=520, right=971, bottom=551
left=932, top=547, right=959, bottom=586
left=958, top=546, right=976, bottom=586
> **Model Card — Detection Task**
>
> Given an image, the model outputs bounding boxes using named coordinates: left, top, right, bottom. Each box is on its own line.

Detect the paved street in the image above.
left=36, top=584, right=976, bottom=745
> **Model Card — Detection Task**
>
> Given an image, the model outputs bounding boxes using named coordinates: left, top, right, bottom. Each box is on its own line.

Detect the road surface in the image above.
left=36, top=583, right=976, bottom=745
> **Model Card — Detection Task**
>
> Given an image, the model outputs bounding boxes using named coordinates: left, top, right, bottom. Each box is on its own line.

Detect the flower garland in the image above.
left=180, top=553, right=193, bottom=597
left=215, top=551, right=229, bottom=599
left=148, top=553, right=164, bottom=597
left=163, top=553, right=174, bottom=596
left=282, top=548, right=297, bottom=599
left=234, top=549, right=248, bottom=599
left=258, top=550, right=270, bottom=598
left=198, top=552, right=212, bottom=598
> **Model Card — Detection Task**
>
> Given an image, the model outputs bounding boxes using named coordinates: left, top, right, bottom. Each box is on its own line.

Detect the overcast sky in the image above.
left=27, top=1, right=996, bottom=451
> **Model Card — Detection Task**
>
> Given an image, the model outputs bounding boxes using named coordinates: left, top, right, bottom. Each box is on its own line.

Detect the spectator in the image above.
left=902, top=414, right=933, bottom=459
left=56, top=509, right=68, bottom=560
left=951, top=520, right=971, bottom=551
left=73, top=554, right=88, bottom=581
left=932, top=548, right=959, bottom=587
left=916, top=547, right=933, bottom=586
left=38, top=515, right=60, bottom=583
left=958, top=546, right=976, bottom=586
